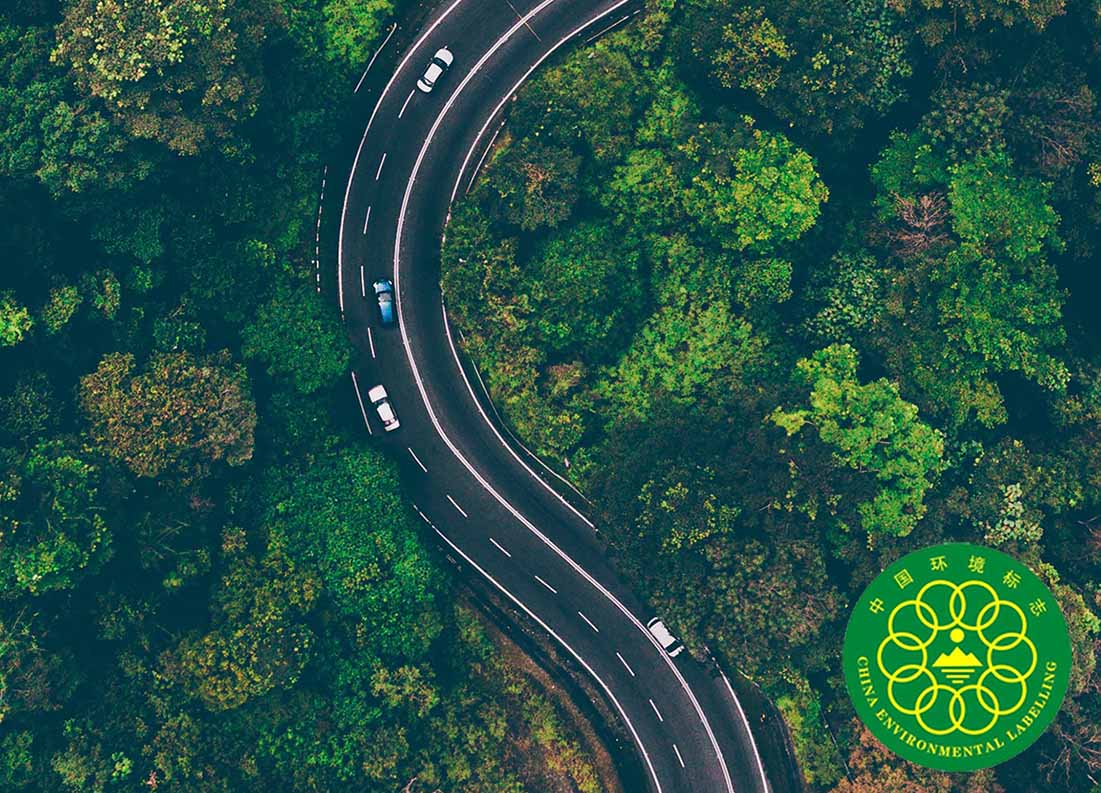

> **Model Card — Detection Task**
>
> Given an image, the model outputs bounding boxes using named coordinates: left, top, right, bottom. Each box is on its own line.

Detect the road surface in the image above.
left=336, top=1, right=774, bottom=790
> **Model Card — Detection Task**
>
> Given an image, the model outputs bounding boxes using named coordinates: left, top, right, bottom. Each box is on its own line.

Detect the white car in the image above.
left=647, top=618, right=685, bottom=658
left=367, top=384, right=400, bottom=432
left=417, top=47, right=454, bottom=93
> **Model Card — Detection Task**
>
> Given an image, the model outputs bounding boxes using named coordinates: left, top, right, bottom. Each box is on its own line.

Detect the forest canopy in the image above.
left=441, top=0, right=1101, bottom=790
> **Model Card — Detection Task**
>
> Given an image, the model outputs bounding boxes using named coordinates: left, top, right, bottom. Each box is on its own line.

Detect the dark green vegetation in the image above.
left=443, top=0, right=1101, bottom=790
left=0, top=1, right=605, bottom=791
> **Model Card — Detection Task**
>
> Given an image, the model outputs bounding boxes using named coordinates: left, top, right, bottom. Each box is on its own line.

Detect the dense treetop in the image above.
left=0, top=1, right=608, bottom=790
left=441, top=0, right=1101, bottom=790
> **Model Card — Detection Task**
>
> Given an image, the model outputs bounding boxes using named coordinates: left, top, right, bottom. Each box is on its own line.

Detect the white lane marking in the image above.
left=649, top=699, right=664, bottom=722
left=314, top=164, right=327, bottom=293
left=443, top=302, right=592, bottom=508
left=398, top=89, right=416, bottom=119
left=338, top=0, right=474, bottom=314
left=722, top=670, right=771, bottom=792
left=408, top=447, right=428, bottom=472
left=446, top=494, right=468, bottom=518
left=578, top=611, right=599, bottom=634
left=375, top=152, right=387, bottom=180
left=616, top=651, right=636, bottom=677
left=673, top=744, right=685, bottom=769
left=350, top=372, right=373, bottom=435
left=354, top=22, right=397, bottom=93
left=367, top=326, right=376, bottom=359
left=430, top=523, right=661, bottom=791
left=466, top=118, right=506, bottom=193
left=363, top=205, right=372, bottom=235
left=534, top=574, right=557, bottom=594
left=394, top=10, right=737, bottom=789
left=584, top=13, right=630, bottom=43
left=360, top=265, right=366, bottom=297
left=489, top=537, right=512, bottom=557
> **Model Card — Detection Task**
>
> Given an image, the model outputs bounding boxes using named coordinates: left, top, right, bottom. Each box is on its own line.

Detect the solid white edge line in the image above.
left=408, top=447, right=428, bottom=472
left=398, top=88, right=416, bottom=119
left=466, top=119, right=506, bottom=193
left=722, top=670, right=771, bottom=792
left=430, top=523, right=663, bottom=792
left=355, top=22, right=398, bottom=93
left=339, top=0, right=473, bottom=315
left=534, top=574, right=558, bottom=594
left=489, top=537, right=512, bottom=557
left=367, top=326, right=376, bottom=359
left=673, top=743, right=685, bottom=769
left=649, top=698, right=664, bottom=722
left=578, top=611, right=599, bottom=634
left=350, top=372, right=373, bottom=435
left=442, top=302, right=592, bottom=507
left=393, top=6, right=736, bottom=791
left=617, top=651, right=636, bottom=677
left=363, top=205, right=372, bottom=235
left=584, top=13, right=630, bottom=43
left=446, top=494, right=468, bottom=518
left=375, top=152, right=388, bottom=180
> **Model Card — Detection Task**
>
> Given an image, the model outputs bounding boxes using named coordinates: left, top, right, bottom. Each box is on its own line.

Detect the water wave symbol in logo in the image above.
left=843, top=543, right=1072, bottom=771
left=878, top=579, right=1036, bottom=737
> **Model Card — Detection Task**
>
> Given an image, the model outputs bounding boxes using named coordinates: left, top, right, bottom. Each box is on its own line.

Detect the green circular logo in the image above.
left=843, top=542, right=1071, bottom=771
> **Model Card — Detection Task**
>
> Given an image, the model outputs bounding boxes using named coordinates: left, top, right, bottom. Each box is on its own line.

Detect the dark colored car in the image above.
left=373, top=278, right=395, bottom=325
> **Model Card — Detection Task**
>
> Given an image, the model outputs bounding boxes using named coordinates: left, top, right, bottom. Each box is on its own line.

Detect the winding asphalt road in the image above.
left=335, top=1, right=773, bottom=790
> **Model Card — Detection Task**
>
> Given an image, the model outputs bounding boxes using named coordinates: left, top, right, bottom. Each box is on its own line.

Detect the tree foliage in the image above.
left=79, top=351, right=257, bottom=480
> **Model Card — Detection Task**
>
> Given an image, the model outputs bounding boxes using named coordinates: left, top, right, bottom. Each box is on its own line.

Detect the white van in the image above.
left=647, top=618, right=685, bottom=657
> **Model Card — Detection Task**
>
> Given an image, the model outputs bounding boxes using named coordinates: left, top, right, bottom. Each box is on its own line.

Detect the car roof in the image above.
left=377, top=402, right=396, bottom=422
left=367, top=385, right=388, bottom=402
left=424, top=62, right=443, bottom=80
left=648, top=620, right=675, bottom=645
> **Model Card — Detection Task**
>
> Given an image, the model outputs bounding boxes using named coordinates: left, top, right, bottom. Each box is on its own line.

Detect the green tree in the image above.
left=527, top=222, right=642, bottom=360
left=484, top=138, right=581, bottom=231
left=686, top=127, right=828, bottom=251
left=52, top=0, right=278, bottom=155
left=321, top=0, right=394, bottom=70
left=263, top=446, right=443, bottom=660
left=242, top=281, right=351, bottom=394
left=0, top=442, right=112, bottom=595
left=169, top=533, right=318, bottom=711
left=770, top=344, right=946, bottom=536
left=79, top=350, right=257, bottom=480
left=0, top=291, right=32, bottom=346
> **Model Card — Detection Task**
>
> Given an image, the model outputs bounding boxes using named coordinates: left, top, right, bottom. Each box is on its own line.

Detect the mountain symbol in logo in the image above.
left=933, top=645, right=983, bottom=685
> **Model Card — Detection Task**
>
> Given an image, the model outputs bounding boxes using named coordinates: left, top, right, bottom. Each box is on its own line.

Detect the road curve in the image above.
left=336, top=1, right=772, bottom=790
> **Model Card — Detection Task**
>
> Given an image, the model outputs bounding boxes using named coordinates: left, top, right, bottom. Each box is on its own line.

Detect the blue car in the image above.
left=373, top=278, right=395, bottom=325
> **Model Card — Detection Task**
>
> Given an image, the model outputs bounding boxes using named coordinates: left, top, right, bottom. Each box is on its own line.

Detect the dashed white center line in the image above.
left=446, top=494, right=468, bottom=518
left=534, top=575, right=557, bottom=594
left=363, top=205, right=372, bottom=235
left=360, top=265, right=366, bottom=297
left=673, top=743, right=685, bottom=769
left=407, top=447, right=427, bottom=472
left=350, top=372, right=373, bottom=435
left=649, top=699, right=664, bottom=722
left=375, top=152, right=387, bottom=180
left=367, top=326, right=376, bottom=358
left=489, top=537, right=511, bottom=557
left=398, top=89, right=415, bottom=119
left=616, top=652, right=635, bottom=677
left=578, top=611, right=599, bottom=633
